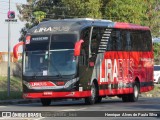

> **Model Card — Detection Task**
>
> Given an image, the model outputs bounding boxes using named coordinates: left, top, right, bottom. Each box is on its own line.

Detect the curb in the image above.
left=0, top=99, right=40, bottom=105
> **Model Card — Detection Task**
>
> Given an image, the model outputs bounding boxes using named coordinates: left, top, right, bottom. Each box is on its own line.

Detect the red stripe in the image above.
left=23, top=91, right=91, bottom=99
left=140, top=86, right=154, bottom=92
left=114, top=22, right=150, bottom=30
left=99, top=88, right=133, bottom=96
left=99, top=86, right=154, bottom=96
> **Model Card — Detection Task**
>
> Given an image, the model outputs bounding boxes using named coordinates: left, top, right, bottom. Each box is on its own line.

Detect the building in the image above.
left=0, top=52, right=22, bottom=63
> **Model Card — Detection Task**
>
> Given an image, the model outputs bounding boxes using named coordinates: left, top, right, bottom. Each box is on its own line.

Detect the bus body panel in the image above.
left=97, top=51, right=153, bottom=97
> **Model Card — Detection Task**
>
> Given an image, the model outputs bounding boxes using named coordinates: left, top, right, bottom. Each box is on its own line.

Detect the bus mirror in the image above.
left=13, top=41, right=24, bottom=59
left=74, top=40, right=84, bottom=56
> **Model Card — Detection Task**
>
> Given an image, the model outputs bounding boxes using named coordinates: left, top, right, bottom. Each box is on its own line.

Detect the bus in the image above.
left=13, top=18, right=154, bottom=106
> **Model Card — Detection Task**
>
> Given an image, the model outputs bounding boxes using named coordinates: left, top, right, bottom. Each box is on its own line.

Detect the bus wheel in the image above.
left=129, top=82, right=139, bottom=102
left=41, top=98, right=51, bottom=106
left=158, top=77, right=160, bottom=84
left=122, top=95, right=129, bottom=102
left=85, top=82, right=97, bottom=105
left=96, top=96, right=102, bottom=103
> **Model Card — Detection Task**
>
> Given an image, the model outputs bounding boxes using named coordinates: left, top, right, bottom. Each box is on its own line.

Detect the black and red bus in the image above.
left=13, top=18, right=154, bottom=106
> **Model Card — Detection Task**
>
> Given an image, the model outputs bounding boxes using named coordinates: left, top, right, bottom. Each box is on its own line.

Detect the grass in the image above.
left=141, top=84, right=160, bottom=97
left=0, top=76, right=22, bottom=100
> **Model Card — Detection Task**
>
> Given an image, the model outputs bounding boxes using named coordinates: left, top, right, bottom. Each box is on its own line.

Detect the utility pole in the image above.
left=7, top=0, right=11, bottom=97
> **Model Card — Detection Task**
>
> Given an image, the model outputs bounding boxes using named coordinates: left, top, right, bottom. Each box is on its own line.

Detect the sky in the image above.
left=0, top=0, right=26, bottom=52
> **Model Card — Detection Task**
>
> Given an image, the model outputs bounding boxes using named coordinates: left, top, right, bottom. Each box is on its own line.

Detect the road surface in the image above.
left=0, top=97, right=159, bottom=120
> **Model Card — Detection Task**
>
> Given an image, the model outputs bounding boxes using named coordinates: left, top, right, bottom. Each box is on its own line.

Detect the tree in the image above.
left=61, top=0, right=102, bottom=18
left=105, top=0, right=149, bottom=24
left=33, top=11, right=46, bottom=23
left=16, top=0, right=59, bottom=41
left=154, top=43, right=160, bottom=64
left=104, top=0, right=160, bottom=37
left=143, top=0, right=160, bottom=37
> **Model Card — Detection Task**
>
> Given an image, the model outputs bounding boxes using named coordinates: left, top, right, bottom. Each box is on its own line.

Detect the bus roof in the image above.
left=28, top=18, right=150, bottom=34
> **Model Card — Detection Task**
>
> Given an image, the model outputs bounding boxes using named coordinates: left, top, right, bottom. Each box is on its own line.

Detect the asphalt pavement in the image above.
left=0, top=99, right=40, bottom=105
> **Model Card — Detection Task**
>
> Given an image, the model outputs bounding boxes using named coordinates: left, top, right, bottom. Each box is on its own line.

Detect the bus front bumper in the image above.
left=23, top=91, right=91, bottom=99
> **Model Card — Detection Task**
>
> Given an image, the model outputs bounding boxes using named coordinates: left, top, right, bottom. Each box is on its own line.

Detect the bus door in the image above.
left=78, top=27, right=93, bottom=91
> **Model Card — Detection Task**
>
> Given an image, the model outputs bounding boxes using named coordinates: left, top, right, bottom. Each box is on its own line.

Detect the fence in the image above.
left=0, top=62, right=22, bottom=77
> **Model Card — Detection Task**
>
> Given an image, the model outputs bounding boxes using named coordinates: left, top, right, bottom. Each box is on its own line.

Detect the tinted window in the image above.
left=107, top=29, right=118, bottom=51
left=107, top=29, right=128, bottom=51
left=107, top=29, right=152, bottom=51
left=26, top=41, right=49, bottom=51
left=25, top=34, right=77, bottom=51
left=80, top=27, right=91, bottom=65
left=154, top=66, right=160, bottom=71
left=91, top=27, right=101, bottom=54
left=130, top=30, right=152, bottom=51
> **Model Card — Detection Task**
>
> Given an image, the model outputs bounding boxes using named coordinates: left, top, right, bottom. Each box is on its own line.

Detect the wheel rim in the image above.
left=134, top=85, right=138, bottom=98
left=91, top=83, right=96, bottom=101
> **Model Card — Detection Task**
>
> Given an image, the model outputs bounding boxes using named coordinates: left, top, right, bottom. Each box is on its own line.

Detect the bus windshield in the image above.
left=23, top=34, right=77, bottom=77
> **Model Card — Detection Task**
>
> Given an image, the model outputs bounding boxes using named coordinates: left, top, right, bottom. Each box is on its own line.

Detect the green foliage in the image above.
left=153, top=43, right=160, bottom=64
left=104, top=0, right=160, bottom=37
left=61, top=0, right=102, bottom=18
left=104, top=0, right=145, bottom=24
left=33, top=11, right=46, bottom=23
left=0, top=76, right=22, bottom=100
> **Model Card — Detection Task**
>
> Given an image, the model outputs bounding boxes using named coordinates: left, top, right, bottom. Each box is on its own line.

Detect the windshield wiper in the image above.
left=32, top=71, right=39, bottom=79
left=48, top=60, right=63, bottom=78
left=31, top=64, right=47, bottom=78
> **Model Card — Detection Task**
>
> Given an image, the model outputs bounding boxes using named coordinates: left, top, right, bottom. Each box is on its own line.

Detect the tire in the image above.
left=96, top=96, right=102, bottom=103
left=157, top=77, right=160, bottom=84
left=85, top=82, right=97, bottom=105
left=122, top=95, right=129, bottom=102
left=129, top=82, right=139, bottom=102
left=41, top=98, right=52, bottom=106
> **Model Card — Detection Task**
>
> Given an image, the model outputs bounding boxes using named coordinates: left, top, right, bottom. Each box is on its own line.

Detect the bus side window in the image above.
left=91, top=27, right=100, bottom=54
left=116, top=31, right=121, bottom=50
left=142, top=31, right=152, bottom=51
left=107, top=30, right=115, bottom=51
left=126, top=31, right=131, bottom=51
left=107, top=29, right=119, bottom=51
left=119, top=30, right=126, bottom=51
left=80, top=27, right=90, bottom=66
left=130, top=31, right=137, bottom=51
left=130, top=30, right=143, bottom=51
left=79, top=49, right=86, bottom=66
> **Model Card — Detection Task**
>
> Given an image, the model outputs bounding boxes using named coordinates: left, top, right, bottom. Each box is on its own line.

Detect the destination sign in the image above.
left=31, top=35, right=49, bottom=42
left=32, top=37, right=49, bottom=41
